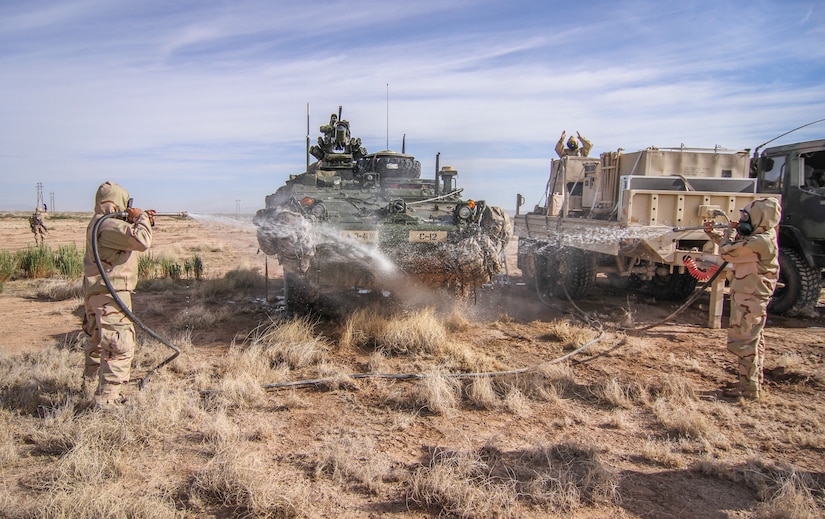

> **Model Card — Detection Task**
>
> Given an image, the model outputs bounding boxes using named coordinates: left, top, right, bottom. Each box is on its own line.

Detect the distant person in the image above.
left=82, top=181, right=155, bottom=406
left=555, top=130, right=593, bottom=158
left=29, top=208, right=48, bottom=245
left=704, top=197, right=781, bottom=400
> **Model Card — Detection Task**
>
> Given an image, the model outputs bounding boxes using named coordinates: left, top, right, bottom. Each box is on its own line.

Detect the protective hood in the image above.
left=743, top=197, right=781, bottom=232
left=94, top=181, right=130, bottom=213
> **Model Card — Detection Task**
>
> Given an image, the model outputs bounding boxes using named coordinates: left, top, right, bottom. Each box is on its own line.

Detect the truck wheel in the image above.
left=642, top=269, right=698, bottom=301
left=769, top=248, right=821, bottom=315
left=539, top=248, right=595, bottom=300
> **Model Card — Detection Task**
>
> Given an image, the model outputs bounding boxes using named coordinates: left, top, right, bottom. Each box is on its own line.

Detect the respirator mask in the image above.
left=737, top=209, right=754, bottom=236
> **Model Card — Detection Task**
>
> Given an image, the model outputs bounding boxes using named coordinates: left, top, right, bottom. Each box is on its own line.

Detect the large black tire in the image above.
left=642, top=269, right=698, bottom=302
left=538, top=248, right=595, bottom=300
left=769, top=248, right=821, bottom=315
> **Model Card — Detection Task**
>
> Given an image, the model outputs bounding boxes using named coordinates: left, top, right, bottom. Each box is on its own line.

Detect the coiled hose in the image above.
left=91, top=212, right=181, bottom=388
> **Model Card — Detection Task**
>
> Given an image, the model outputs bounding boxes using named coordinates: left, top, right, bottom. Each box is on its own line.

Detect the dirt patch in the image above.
left=1, top=211, right=823, bottom=517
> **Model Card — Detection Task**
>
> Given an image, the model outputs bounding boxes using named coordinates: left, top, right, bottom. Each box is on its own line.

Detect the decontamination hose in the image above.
left=619, top=261, right=729, bottom=333
left=92, top=212, right=181, bottom=388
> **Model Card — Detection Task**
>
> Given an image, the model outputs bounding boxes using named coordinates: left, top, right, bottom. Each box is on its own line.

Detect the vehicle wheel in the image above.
left=539, top=248, right=595, bottom=300
left=517, top=239, right=539, bottom=288
left=642, top=268, right=698, bottom=301
left=283, top=272, right=317, bottom=316
left=769, top=248, right=821, bottom=315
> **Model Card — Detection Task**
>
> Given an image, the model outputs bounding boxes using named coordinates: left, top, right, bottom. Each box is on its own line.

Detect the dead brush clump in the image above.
left=188, top=241, right=225, bottom=253
left=196, top=267, right=263, bottom=302
left=539, top=319, right=595, bottom=350
left=379, top=307, right=448, bottom=355
left=33, top=489, right=182, bottom=519
left=311, top=434, right=390, bottom=494
left=171, top=303, right=232, bottom=330
left=503, top=363, right=577, bottom=402
left=241, top=317, right=329, bottom=370
left=639, top=437, right=688, bottom=468
left=591, top=377, right=635, bottom=409
left=696, top=457, right=824, bottom=518
left=520, top=442, right=619, bottom=510
left=0, top=409, right=19, bottom=462
left=465, top=376, right=499, bottom=410
left=0, top=347, right=78, bottom=415
left=648, top=372, right=698, bottom=404
left=413, top=371, right=462, bottom=415
left=34, top=277, right=83, bottom=301
left=651, top=398, right=713, bottom=441
left=338, top=307, right=388, bottom=351
left=189, top=442, right=310, bottom=517
left=407, top=447, right=518, bottom=518
left=407, top=441, right=619, bottom=517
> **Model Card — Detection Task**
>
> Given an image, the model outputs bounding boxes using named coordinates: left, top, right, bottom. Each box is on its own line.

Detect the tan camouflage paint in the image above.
left=707, top=197, right=781, bottom=397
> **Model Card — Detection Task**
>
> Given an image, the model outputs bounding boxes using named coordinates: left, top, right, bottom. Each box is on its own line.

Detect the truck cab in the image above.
left=754, top=139, right=825, bottom=314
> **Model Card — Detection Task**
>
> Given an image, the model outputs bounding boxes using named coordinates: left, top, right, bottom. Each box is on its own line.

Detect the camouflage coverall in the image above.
left=29, top=211, right=47, bottom=245
left=706, top=198, right=781, bottom=398
left=82, top=182, right=152, bottom=405
left=555, top=131, right=593, bottom=158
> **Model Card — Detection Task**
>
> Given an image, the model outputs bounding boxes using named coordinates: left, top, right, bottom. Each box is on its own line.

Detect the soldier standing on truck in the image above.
left=555, top=130, right=593, bottom=158
left=704, top=197, right=782, bottom=400
left=29, top=208, right=48, bottom=245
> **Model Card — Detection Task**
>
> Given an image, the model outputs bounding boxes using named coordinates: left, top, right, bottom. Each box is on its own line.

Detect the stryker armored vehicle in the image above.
left=254, top=106, right=511, bottom=314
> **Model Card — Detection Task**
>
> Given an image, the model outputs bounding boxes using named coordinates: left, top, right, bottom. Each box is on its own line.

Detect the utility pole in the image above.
left=236, top=199, right=241, bottom=215
left=49, top=192, right=55, bottom=213
left=36, top=182, right=45, bottom=211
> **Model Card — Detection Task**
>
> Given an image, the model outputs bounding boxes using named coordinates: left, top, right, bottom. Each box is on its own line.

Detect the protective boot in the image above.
left=725, top=355, right=762, bottom=400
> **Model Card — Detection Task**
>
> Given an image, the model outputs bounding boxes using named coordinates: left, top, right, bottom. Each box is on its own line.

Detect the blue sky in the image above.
left=1, top=0, right=823, bottom=214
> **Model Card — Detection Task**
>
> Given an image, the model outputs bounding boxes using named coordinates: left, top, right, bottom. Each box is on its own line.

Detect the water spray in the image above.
left=91, top=209, right=189, bottom=389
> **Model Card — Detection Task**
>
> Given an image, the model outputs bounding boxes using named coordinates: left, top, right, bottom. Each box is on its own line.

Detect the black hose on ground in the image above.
left=91, top=212, right=181, bottom=389
left=620, top=261, right=729, bottom=333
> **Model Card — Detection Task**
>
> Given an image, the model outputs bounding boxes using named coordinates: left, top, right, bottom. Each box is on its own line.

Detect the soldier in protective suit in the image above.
left=705, top=197, right=781, bottom=399
left=82, top=182, right=154, bottom=406
left=29, top=208, right=48, bottom=245
left=555, top=130, right=593, bottom=158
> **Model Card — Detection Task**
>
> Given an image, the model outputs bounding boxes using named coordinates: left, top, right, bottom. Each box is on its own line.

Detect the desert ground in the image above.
left=1, top=211, right=823, bottom=518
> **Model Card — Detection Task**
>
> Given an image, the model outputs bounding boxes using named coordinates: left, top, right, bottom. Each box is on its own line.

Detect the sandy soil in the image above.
left=1, top=211, right=824, bottom=517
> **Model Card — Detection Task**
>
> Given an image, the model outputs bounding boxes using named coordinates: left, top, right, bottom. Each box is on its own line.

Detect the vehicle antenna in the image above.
left=306, top=102, right=310, bottom=173
left=386, top=83, right=389, bottom=150
left=753, top=117, right=825, bottom=159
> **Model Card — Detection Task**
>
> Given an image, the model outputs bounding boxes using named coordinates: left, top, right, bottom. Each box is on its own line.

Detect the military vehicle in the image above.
left=751, top=139, right=824, bottom=315
left=254, top=106, right=511, bottom=314
left=515, top=137, right=824, bottom=316
left=514, top=146, right=775, bottom=304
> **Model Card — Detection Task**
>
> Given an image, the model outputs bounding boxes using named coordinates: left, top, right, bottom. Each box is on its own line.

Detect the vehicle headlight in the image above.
left=458, top=205, right=473, bottom=220
left=311, top=203, right=326, bottom=218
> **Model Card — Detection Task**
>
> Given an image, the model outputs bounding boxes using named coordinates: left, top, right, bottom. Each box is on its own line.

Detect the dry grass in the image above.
left=1, top=262, right=823, bottom=518
left=413, top=371, right=462, bottom=415
left=539, top=319, right=596, bottom=350
left=696, top=457, right=825, bottom=518
left=189, top=442, right=310, bottom=517
left=407, top=441, right=619, bottom=517
left=652, top=398, right=714, bottom=441
left=379, top=307, right=448, bottom=355
left=35, top=277, right=83, bottom=301
left=171, top=303, right=232, bottom=330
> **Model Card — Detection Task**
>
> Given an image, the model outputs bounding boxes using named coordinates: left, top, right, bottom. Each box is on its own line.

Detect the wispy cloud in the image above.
left=1, top=0, right=823, bottom=212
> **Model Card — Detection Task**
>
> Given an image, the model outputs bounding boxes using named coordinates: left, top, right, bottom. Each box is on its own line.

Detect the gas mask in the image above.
left=738, top=209, right=754, bottom=236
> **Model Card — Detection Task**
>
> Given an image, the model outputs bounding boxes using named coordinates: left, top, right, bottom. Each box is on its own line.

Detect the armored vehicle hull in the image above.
left=254, top=107, right=510, bottom=314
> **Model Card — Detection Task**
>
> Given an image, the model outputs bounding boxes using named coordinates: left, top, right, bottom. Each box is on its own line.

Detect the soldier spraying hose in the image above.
left=82, top=181, right=187, bottom=406
left=704, top=198, right=782, bottom=399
